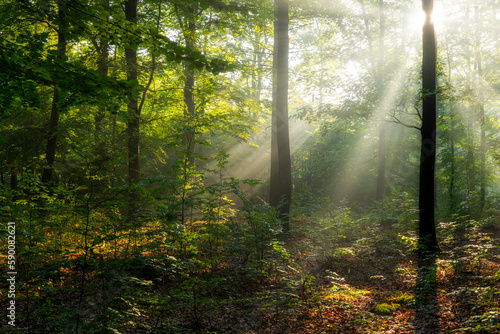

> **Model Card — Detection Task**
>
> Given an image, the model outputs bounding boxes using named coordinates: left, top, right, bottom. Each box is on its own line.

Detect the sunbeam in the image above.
left=330, top=58, right=414, bottom=204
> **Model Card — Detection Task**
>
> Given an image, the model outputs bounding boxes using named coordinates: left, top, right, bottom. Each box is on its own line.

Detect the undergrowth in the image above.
left=1, top=178, right=499, bottom=333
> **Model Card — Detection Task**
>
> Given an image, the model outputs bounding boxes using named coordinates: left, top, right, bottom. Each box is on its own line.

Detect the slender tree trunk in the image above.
left=95, top=46, right=109, bottom=136
left=175, top=4, right=197, bottom=224
left=445, top=42, right=456, bottom=211
left=10, top=173, right=17, bottom=190
left=463, top=5, right=475, bottom=214
left=475, top=6, right=486, bottom=213
left=182, top=11, right=196, bottom=167
left=270, top=7, right=279, bottom=208
left=466, top=115, right=475, bottom=213
left=449, top=110, right=456, bottom=209
left=375, top=0, right=386, bottom=201
left=94, top=41, right=109, bottom=162
left=359, top=0, right=374, bottom=64
left=479, top=102, right=486, bottom=212
left=252, top=30, right=263, bottom=102
left=42, top=2, right=67, bottom=184
left=94, top=0, right=110, bottom=155
left=125, top=0, right=140, bottom=219
left=418, top=0, right=438, bottom=252
left=270, top=0, right=292, bottom=232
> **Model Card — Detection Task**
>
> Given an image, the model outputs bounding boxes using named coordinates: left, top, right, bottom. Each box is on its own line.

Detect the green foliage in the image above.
left=372, top=303, right=400, bottom=315
left=387, top=292, right=415, bottom=305
left=461, top=308, right=500, bottom=333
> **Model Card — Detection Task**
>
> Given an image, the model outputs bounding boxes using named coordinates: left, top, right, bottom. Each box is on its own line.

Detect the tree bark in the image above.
left=94, top=0, right=110, bottom=155
left=125, top=0, right=140, bottom=219
left=270, top=0, right=292, bottom=232
left=418, top=0, right=438, bottom=252
left=94, top=39, right=109, bottom=164
left=42, top=1, right=67, bottom=184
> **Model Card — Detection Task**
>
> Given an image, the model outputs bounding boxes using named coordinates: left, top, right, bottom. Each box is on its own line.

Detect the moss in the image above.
left=372, top=303, right=400, bottom=315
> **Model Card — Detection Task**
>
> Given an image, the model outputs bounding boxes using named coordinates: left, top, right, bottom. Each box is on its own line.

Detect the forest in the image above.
left=1, top=0, right=500, bottom=333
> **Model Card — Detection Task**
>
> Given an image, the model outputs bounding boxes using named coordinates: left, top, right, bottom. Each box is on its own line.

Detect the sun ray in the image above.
left=330, top=59, right=414, bottom=204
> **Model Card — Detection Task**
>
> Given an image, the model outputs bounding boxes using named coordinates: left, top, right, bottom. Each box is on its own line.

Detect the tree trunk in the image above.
left=418, top=0, right=438, bottom=252
left=94, top=40, right=109, bottom=165
left=10, top=173, right=17, bottom=190
left=479, top=102, right=486, bottom=212
left=182, top=8, right=196, bottom=168
left=375, top=0, right=386, bottom=201
left=475, top=5, right=486, bottom=213
left=125, top=0, right=140, bottom=220
left=94, top=0, right=110, bottom=156
left=449, top=110, right=456, bottom=209
left=270, top=0, right=292, bottom=232
left=175, top=4, right=197, bottom=224
left=466, top=116, right=475, bottom=213
left=270, top=7, right=279, bottom=208
left=42, top=2, right=67, bottom=184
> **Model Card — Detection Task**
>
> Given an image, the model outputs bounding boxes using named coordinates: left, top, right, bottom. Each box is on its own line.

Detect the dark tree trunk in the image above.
left=94, top=0, right=110, bottom=154
left=125, top=0, right=140, bottom=219
left=418, top=0, right=438, bottom=252
left=94, top=39, right=109, bottom=163
left=42, top=2, right=67, bottom=184
left=10, top=173, right=17, bottom=190
left=270, top=0, right=292, bottom=232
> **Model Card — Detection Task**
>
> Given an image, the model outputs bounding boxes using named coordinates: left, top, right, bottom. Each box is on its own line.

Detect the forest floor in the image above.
left=2, top=214, right=500, bottom=333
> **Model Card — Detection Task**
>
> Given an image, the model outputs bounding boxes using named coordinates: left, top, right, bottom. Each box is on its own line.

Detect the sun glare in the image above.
left=411, top=1, right=445, bottom=33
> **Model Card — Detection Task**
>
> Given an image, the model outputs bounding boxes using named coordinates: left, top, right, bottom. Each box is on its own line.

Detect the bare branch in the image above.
left=388, top=114, right=421, bottom=131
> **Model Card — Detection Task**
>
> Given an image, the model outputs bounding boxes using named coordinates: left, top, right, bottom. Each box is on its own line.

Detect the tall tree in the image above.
left=375, top=0, right=386, bottom=201
left=270, top=0, right=292, bottom=232
left=124, top=0, right=141, bottom=219
left=175, top=2, right=198, bottom=224
left=474, top=4, right=486, bottom=213
left=42, top=0, right=68, bottom=183
left=93, top=0, right=111, bottom=160
left=175, top=2, right=197, bottom=167
left=418, top=0, right=438, bottom=252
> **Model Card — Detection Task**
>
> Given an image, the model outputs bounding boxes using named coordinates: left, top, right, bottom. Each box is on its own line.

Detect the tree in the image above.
left=270, top=0, right=292, bottom=232
left=92, top=0, right=111, bottom=163
left=474, top=4, right=486, bottom=213
left=42, top=0, right=68, bottom=184
left=375, top=0, right=386, bottom=201
left=175, top=2, right=198, bottom=168
left=124, top=0, right=141, bottom=220
left=418, top=0, right=438, bottom=252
